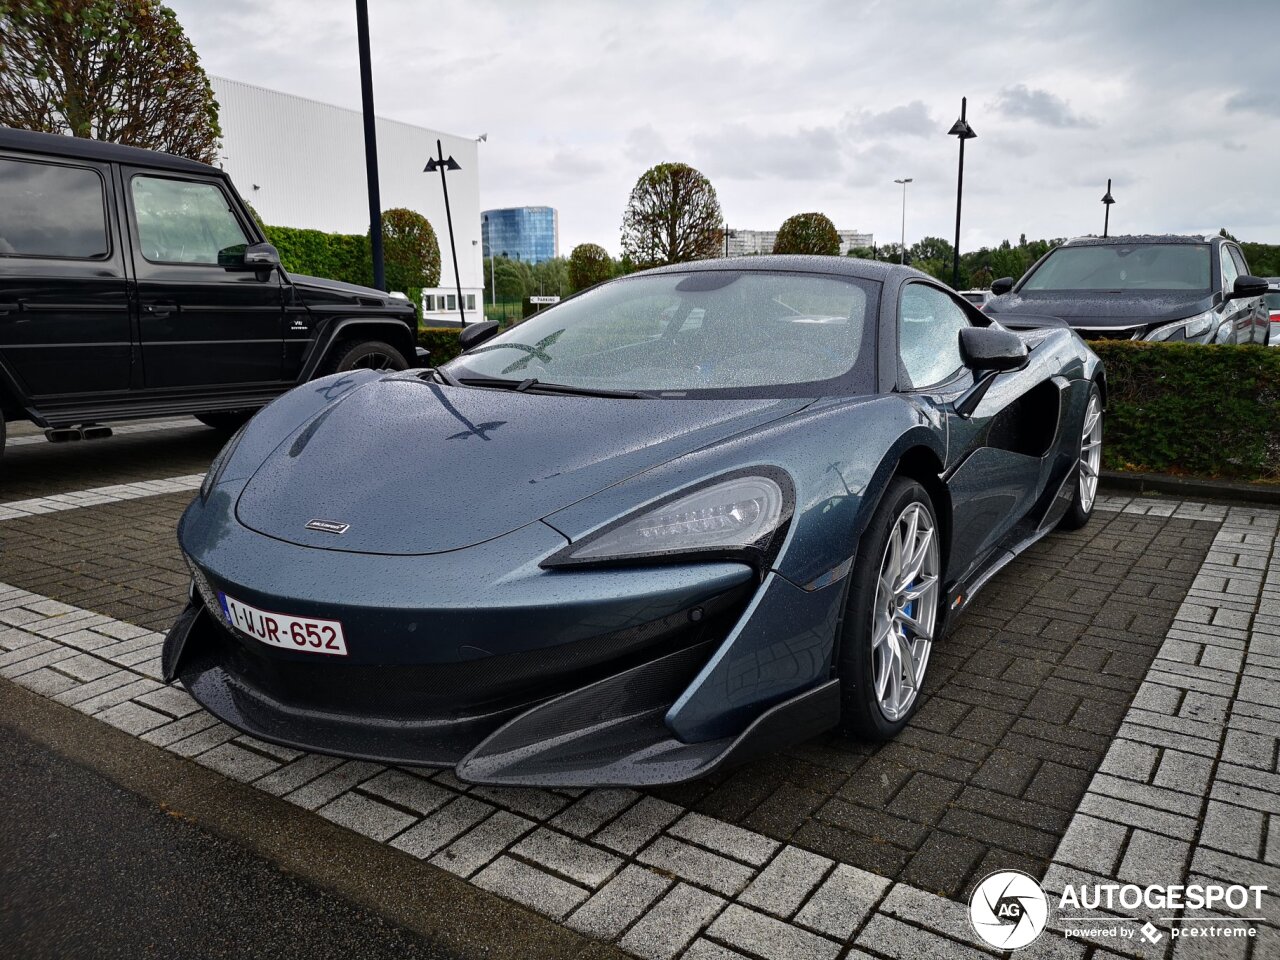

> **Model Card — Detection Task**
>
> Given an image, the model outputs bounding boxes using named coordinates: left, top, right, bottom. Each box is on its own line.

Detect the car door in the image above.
left=0, top=152, right=130, bottom=402
left=895, top=282, right=1046, bottom=581
left=1227, top=244, right=1266, bottom=344
left=122, top=167, right=283, bottom=389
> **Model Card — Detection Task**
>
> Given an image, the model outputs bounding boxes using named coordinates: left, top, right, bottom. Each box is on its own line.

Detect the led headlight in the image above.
left=200, top=424, right=247, bottom=501
left=1146, top=310, right=1216, bottom=343
left=546, top=472, right=790, bottom=567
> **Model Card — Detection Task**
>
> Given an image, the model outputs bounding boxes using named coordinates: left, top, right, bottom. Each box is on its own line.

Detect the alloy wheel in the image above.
left=871, top=501, right=940, bottom=722
left=1078, top=392, right=1102, bottom=513
left=351, top=351, right=396, bottom=370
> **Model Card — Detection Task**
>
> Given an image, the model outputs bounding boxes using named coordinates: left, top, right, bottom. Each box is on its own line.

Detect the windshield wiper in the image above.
left=456, top=376, right=647, bottom=399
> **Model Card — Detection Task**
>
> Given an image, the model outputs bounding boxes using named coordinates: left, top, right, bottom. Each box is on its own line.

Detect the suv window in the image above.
left=0, top=157, right=109, bottom=259
left=1228, top=245, right=1249, bottom=277
left=899, top=284, right=971, bottom=389
left=1221, top=244, right=1240, bottom=293
left=132, top=176, right=248, bottom=265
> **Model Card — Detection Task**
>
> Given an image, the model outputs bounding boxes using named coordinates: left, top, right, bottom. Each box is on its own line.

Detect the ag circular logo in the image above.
left=968, top=870, right=1049, bottom=950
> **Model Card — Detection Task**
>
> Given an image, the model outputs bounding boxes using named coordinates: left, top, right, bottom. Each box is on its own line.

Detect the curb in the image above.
left=1101, top=469, right=1280, bottom=505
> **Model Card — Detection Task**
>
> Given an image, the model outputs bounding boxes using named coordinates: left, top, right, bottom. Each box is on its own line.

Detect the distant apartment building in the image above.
left=482, top=206, right=560, bottom=264
left=726, top=228, right=874, bottom=257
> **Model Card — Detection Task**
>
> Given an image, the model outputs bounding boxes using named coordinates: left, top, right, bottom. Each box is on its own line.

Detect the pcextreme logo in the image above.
left=968, top=872, right=1269, bottom=950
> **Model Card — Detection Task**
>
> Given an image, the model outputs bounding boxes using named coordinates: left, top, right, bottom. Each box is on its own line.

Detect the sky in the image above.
left=166, top=0, right=1280, bottom=257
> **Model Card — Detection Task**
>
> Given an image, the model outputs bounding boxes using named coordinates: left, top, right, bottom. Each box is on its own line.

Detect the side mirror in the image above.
left=220, top=241, right=280, bottom=272
left=959, top=326, right=1029, bottom=373
left=1226, top=275, right=1269, bottom=301
left=990, top=276, right=1014, bottom=296
left=458, top=320, right=499, bottom=351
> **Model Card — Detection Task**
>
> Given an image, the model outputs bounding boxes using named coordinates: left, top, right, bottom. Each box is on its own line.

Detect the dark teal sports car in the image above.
left=164, top=256, right=1105, bottom=787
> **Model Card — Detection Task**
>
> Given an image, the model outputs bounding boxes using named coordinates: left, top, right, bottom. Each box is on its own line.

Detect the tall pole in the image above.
left=894, top=178, right=912, bottom=264
left=948, top=97, right=977, bottom=290
left=355, top=0, right=384, bottom=291
left=431, top=139, right=466, bottom=328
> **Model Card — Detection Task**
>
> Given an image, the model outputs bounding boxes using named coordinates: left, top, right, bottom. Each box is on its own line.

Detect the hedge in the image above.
left=1092, top=341, right=1279, bottom=482
left=412, top=332, right=1280, bottom=483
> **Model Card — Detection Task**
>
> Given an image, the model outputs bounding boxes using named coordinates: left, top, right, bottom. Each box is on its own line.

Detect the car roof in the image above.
left=0, top=125, right=220, bottom=177
left=1060, top=234, right=1215, bottom=247
left=635, top=254, right=931, bottom=284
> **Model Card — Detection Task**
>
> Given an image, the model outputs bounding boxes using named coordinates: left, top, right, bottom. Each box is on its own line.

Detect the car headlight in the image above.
left=200, top=425, right=247, bottom=501
left=544, top=472, right=791, bottom=568
left=1146, top=310, right=1216, bottom=343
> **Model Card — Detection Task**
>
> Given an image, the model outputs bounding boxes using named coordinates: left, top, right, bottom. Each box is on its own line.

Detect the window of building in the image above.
left=0, top=158, right=109, bottom=259
left=423, top=295, right=435, bottom=311
left=447, top=294, right=456, bottom=311
left=466, top=294, right=475, bottom=311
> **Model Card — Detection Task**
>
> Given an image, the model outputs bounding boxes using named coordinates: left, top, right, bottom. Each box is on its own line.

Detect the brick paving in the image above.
left=648, top=509, right=1219, bottom=897
left=0, top=420, right=223, bottom=502
left=2, top=433, right=1277, bottom=959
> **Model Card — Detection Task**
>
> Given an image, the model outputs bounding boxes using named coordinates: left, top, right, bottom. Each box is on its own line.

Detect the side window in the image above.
left=898, top=284, right=971, bottom=389
left=132, top=176, right=248, bottom=265
left=0, top=157, right=109, bottom=259
left=1228, top=245, right=1249, bottom=278
left=1221, top=245, right=1239, bottom=293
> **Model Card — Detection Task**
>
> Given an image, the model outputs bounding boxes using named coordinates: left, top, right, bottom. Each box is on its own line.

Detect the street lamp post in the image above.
left=1101, top=179, right=1115, bottom=238
left=723, top=223, right=735, bottom=257
left=947, top=96, right=977, bottom=289
left=424, top=139, right=466, bottom=328
left=893, top=177, right=912, bottom=264
left=354, top=0, right=384, bottom=291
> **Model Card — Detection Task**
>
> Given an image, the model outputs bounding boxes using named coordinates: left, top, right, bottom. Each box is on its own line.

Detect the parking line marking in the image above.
left=0, top=474, right=204, bottom=520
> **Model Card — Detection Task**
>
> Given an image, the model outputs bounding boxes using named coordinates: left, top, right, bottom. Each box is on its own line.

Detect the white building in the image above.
left=211, top=77, right=483, bottom=326
left=727, top=227, right=874, bottom=257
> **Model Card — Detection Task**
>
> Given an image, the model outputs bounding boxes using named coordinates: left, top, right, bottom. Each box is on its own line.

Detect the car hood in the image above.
left=235, top=376, right=809, bottom=555
left=985, top=290, right=1213, bottom=329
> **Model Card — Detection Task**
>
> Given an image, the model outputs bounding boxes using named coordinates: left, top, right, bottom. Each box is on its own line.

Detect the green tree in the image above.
left=0, top=0, right=221, bottom=163
left=620, top=162, right=723, bottom=267
left=909, top=236, right=955, bottom=266
left=773, top=212, right=841, bottom=256
left=490, top=256, right=533, bottom=302
left=376, top=208, right=440, bottom=293
left=567, top=243, right=614, bottom=292
left=531, top=257, right=569, bottom=298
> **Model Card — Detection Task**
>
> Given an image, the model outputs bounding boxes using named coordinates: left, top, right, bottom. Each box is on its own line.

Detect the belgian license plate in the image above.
left=218, top=592, right=347, bottom=656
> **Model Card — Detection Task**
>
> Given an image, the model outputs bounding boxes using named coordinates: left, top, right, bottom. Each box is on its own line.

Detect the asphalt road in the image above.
left=0, top=726, right=458, bottom=960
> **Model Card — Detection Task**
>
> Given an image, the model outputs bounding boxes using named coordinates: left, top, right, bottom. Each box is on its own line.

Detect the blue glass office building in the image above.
left=482, top=207, right=559, bottom=264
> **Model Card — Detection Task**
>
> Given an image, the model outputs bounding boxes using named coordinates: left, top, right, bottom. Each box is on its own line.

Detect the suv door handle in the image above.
left=144, top=302, right=176, bottom=319
left=0, top=302, right=20, bottom=316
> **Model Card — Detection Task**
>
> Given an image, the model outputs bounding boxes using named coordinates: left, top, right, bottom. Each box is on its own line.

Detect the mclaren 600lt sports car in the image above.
left=165, top=256, right=1105, bottom=787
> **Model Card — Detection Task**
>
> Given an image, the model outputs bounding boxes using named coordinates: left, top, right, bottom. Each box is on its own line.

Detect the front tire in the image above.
left=839, top=478, right=942, bottom=741
left=321, top=339, right=409, bottom=375
left=1057, top=382, right=1103, bottom=531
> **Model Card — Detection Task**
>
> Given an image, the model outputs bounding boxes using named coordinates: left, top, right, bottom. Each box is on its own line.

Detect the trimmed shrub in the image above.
left=377, top=208, right=441, bottom=292
left=568, top=243, right=614, bottom=292
left=773, top=212, right=840, bottom=256
left=418, top=327, right=463, bottom=366
left=1094, top=341, right=1280, bottom=482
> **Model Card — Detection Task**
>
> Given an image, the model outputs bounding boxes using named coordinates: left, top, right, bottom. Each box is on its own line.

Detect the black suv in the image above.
left=0, top=126, right=420, bottom=451
left=984, top=234, right=1271, bottom=345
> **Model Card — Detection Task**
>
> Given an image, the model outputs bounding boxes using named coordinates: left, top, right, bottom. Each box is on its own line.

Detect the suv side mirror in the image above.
left=1226, top=275, right=1269, bottom=301
left=959, top=325, right=1029, bottom=373
left=990, top=277, right=1014, bottom=296
left=220, top=241, right=280, bottom=272
left=458, top=320, right=499, bottom=351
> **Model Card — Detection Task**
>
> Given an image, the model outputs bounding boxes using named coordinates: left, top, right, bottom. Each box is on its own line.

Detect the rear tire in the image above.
left=321, top=339, right=409, bottom=376
left=196, top=411, right=254, bottom=433
left=839, top=477, right=942, bottom=741
left=1057, top=382, right=1103, bottom=531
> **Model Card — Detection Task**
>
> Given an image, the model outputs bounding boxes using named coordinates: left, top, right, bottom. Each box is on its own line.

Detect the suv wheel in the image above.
left=196, top=411, right=254, bottom=433
left=323, top=339, right=409, bottom=375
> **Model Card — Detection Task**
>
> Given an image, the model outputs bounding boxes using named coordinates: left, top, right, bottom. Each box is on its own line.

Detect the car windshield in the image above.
left=1021, top=243, right=1212, bottom=292
left=445, top=270, right=878, bottom=397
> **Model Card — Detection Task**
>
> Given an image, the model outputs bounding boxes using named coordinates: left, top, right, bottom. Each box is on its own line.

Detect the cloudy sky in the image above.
left=167, top=0, right=1280, bottom=256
